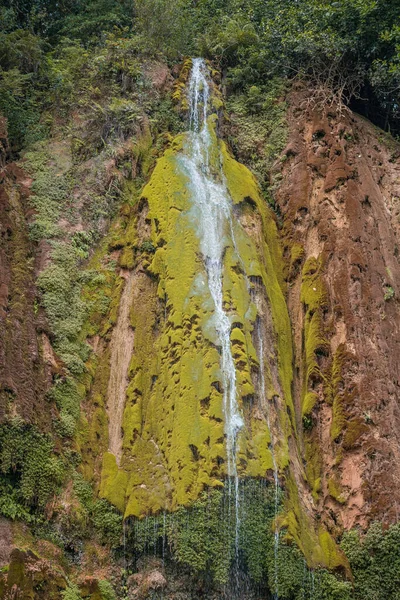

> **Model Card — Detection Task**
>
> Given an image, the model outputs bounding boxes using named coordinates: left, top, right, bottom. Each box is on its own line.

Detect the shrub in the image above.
left=98, top=580, right=116, bottom=600
left=62, top=583, right=82, bottom=600
left=0, top=421, right=65, bottom=515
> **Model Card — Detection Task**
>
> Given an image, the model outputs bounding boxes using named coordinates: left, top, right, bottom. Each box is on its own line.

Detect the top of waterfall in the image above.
left=188, top=58, right=210, bottom=133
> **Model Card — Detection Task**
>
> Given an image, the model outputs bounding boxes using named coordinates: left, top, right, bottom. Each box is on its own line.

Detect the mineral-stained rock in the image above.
left=277, top=86, right=400, bottom=532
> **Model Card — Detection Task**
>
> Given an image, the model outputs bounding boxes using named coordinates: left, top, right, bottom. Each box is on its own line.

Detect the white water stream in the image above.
left=180, top=58, right=244, bottom=560
left=179, top=59, right=283, bottom=596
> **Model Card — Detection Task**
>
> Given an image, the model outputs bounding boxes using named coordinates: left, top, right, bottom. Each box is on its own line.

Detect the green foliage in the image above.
left=196, top=0, right=400, bottom=132
left=128, top=480, right=356, bottom=597
left=0, top=420, right=65, bottom=517
left=131, top=481, right=278, bottom=585
left=62, top=583, right=82, bottom=600
left=37, top=242, right=88, bottom=375
left=384, top=285, right=395, bottom=301
left=0, top=0, right=132, bottom=41
left=134, top=0, right=195, bottom=58
left=0, top=68, right=45, bottom=151
left=2, top=0, right=400, bottom=149
left=98, top=579, right=117, bottom=600
left=139, top=240, right=156, bottom=254
left=24, top=147, right=71, bottom=241
left=341, top=523, right=400, bottom=600
left=59, top=0, right=133, bottom=43
left=239, top=480, right=280, bottom=582
left=0, top=29, right=47, bottom=150
left=55, top=412, right=77, bottom=438
left=199, top=16, right=259, bottom=66
left=61, top=578, right=115, bottom=600
left=226, top=78, right=287, bottom=197
left=73, top=474, right=123, bottom=546
left=48, top=378, right=81, bottom=421
left=0, top=29, right=43, bottom=72
left=44, top=32, right=180, bottom=156
left=0, top=481, right=36, bottom=523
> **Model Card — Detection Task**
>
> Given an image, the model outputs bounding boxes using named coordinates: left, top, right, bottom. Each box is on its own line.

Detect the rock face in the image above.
left=0, top=159, right=53, bottom=428
left=278, top=85, right=400, bottom=532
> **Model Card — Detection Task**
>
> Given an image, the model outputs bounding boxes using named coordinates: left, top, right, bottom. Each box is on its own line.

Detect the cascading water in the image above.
left=180, top=58, right=244, bottom=577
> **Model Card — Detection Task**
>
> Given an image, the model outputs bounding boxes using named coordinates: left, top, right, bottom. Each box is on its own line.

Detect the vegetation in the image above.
left=127, top=480, right=353, bottom=598
left=129, top=481, right=277, bottom=585
left=62, top=584, right=83, bottom=600
left=341, top=523, right=400, bottom=600
left=0, top=419, right=65, bottom=521
left=1, top=0, right=400, bottom=151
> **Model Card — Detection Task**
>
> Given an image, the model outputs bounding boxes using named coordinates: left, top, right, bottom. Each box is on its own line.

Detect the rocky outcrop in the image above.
left=277, top=84, right=400, bottom=532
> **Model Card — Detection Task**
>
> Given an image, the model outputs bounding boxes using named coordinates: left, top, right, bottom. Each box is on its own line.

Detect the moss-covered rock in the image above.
left=96, top=115, right=298, bottom=521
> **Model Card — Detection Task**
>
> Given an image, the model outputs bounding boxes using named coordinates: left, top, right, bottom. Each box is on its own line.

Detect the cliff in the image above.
left=1, top=58, right=400, bottom=600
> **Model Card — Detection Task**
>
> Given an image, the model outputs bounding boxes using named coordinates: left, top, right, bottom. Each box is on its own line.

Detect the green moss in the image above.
left=297, top=256, right=330, bottom=501
left=283, top=475, right=348, bottom=571
left=97, top=120, right=296, bottom=517
left=100, top=453, right=128, bottom=513
left=222, top=140, right=295, bottom=435
left=328, top=476, right=346, bottom=504
left=78, top=68, right=347, bottom=581
left=343, top=418, right=369, bottom=449
left=300, top=256, right=329, bottom=414
left=302, top=390, right=319, bottom=416
left=304, top=433, right=323, bottom=501
left=172, top=58, right=193, bottom=110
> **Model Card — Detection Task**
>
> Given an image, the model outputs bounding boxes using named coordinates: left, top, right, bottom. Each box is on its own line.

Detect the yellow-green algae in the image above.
left=300, top=255, right=329, bottom=418
left=98, top=121, right=296, bottom=518
left=282, top=475, right=348, bottom=571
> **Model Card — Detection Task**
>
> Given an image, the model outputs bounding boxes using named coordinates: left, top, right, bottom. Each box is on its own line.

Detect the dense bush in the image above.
left=0, top=420, right=65, bottom=519
left=341, top=523, right=400, bottom=600
left=3, top=0, right=398, bottom=147
left=73, top=474, right=123, bottom=546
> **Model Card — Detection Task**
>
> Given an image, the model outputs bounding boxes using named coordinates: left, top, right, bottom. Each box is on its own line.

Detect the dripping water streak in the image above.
left=310, top=569, right=315, bottom=600
left=123, top=519, right=127, bottom=571
left=182, top=58, right=244, bottom=581
left=258, top=324, right=280, bottom=599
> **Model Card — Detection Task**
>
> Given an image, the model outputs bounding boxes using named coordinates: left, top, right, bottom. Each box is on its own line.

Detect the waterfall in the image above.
left=180, top=58, right=244, bottom=575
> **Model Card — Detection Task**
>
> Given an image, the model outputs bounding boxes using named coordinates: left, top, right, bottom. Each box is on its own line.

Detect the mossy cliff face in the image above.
left=7, top=57, right=400, bottom=595
left=99, top=121, right=288, bottom=516
left=94, top=65, right=345, bottom=573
